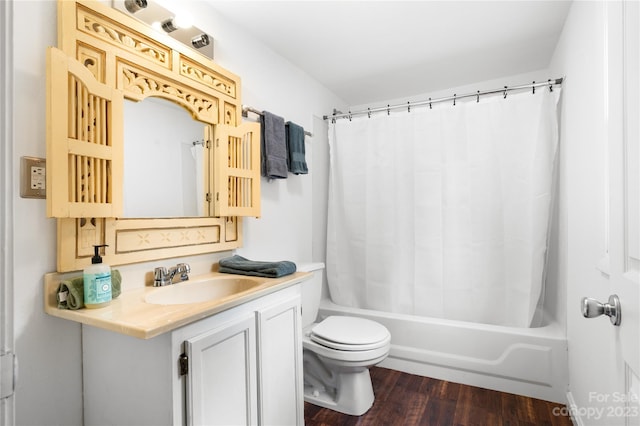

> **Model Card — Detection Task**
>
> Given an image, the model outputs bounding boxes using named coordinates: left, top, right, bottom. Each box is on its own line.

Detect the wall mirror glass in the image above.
left=123, top=97, right=206, bottom=218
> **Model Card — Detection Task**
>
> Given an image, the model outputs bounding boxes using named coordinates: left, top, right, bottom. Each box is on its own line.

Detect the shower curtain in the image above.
left=326, top=89, right=560, bottom=328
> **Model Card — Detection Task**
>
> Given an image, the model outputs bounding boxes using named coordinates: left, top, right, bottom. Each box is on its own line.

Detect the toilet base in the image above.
left=304, top=369, right=375, bottom=416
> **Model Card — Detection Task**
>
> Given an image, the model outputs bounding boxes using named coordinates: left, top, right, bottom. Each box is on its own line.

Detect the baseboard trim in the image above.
left=566, top=391, right=584, bottom=426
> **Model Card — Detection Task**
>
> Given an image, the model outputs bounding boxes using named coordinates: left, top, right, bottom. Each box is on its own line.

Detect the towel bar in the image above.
left=242, top=105, right=313, bottom=137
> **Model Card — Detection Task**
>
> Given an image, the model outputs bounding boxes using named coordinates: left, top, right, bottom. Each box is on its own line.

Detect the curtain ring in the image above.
left=476, top=90, right=480, bottom=103
left=367, top=108, right=371, bottom=118
left=548, top=79, right=553, bottom=92
left=387, top=105, right=390, bottom=115
left=453, top=94, right=456, bottom=106
left=429, top=98, right=432, bottom=109
left=532, top=81, right=536, bottom=94
left=407, top=101, right=411, bottom=113
left=503, top=86, right=508, bottom=99
left=348, top=111, right=352, bottom=122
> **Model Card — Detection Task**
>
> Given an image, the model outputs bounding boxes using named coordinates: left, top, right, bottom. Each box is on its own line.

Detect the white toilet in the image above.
left=298, top=263, right=391, bottom=416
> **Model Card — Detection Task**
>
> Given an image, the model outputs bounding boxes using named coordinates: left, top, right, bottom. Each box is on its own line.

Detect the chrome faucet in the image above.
left=153, top=263, right=191, bottom=286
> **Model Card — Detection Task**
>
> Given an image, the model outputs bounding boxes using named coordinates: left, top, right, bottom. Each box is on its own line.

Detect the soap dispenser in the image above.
left=83, top=244, right=112, bottom=308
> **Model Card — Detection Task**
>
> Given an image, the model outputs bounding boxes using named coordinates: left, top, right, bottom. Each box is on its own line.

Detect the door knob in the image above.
left=581, top=294, right=621, bottom=326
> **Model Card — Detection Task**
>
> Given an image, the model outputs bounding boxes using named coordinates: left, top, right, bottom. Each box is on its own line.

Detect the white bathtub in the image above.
left=318, top=299, right=568, bottom=403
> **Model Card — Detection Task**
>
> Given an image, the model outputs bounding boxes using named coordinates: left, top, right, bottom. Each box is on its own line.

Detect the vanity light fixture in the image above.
left=113, top=1, right=213, bottom=59
left=124, top=0, right=147, bottom=14
left=191, top=34, right=210, bottom=49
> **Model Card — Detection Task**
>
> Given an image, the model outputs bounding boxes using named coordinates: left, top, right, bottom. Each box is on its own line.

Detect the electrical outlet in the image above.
left=20, top=156, right=46, bottom=199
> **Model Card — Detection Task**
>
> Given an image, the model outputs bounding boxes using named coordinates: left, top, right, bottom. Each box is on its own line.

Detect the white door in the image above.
left=607, top=1, right=640, bottom=421
left=0, top=0, right=15, bottom=423
left=577, top=2, right=640, bottom=425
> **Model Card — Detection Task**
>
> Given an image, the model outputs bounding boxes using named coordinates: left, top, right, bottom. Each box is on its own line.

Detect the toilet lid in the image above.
left=310, top=316, right=390, bottom=351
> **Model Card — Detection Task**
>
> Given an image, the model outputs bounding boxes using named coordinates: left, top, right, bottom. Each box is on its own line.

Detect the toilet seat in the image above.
left=310, top=316, right=391, bottom=351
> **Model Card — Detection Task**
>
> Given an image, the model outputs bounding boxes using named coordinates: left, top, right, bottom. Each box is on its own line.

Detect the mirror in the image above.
left=53, top=0, right=260, bottom=272
left=123, top=98, right=206, bottom=218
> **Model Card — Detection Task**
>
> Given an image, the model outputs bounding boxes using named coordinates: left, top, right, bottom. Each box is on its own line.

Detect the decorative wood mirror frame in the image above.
left=48, top=0, right=261, bottom=272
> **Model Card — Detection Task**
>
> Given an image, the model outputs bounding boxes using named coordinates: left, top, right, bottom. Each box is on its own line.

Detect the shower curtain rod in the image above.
left=323, top=77, right=564, bottom=122
left=242, top=105, right=313, bottom=137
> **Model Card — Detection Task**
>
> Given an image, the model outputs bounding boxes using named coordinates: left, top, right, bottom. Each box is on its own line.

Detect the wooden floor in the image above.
left=304, top=367, right=573, bottom=426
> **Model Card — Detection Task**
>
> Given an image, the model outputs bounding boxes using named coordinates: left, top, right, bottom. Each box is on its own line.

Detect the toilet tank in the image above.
left=296, top=262, right=325, bottom=328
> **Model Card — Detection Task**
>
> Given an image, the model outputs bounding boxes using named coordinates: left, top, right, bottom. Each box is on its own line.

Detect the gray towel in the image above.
left=261, top=111, right=288, bottom=179
left=286, top=121, right=308, bottom=175
left=219, top=255, right=296, bottom=278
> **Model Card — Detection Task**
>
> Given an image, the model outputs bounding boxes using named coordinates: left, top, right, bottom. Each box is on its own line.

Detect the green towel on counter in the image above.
left=56, top=270, right=122, bottom=310
left=219, top=255, right=296, bottom=278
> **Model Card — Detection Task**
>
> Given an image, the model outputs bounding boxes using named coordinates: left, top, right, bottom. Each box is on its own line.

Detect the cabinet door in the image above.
left=46, top=46, right=124, bottom=218
left=213, top=122, right=261, bottom=218
left=184, top=314, right=257, bottom=426
left=257, top=295, right=303, bottom=426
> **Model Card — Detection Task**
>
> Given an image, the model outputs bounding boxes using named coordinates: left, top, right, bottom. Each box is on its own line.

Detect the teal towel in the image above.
left=56, top=270, right=122, bottom=310
left=219, top=255, right=296, bottom=278
left=286, top=121, right=308, bottom=175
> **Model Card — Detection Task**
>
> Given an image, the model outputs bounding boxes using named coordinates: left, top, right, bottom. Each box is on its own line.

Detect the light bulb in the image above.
left=173, top=13, right=193, bottom=29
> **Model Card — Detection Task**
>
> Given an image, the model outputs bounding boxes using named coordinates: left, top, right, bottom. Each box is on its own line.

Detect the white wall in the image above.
left=11, top=1, right=345, bottom=425
left=350, top=69, right=556, bottom=112
left=157, top=0, right=346, bottom=263
left=12, top=2, right=84, bottom=425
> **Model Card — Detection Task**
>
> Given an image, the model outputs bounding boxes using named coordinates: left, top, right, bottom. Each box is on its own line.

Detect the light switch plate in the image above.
left=20, top=156, right=46, bottom=199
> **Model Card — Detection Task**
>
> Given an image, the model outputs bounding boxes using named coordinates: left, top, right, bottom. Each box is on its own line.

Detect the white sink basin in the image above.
left=144, top=276, right=262, bottom=305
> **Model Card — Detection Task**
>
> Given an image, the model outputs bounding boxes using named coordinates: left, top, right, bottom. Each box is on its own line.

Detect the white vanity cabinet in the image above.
left=82, top=285, right=303, bottom=425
